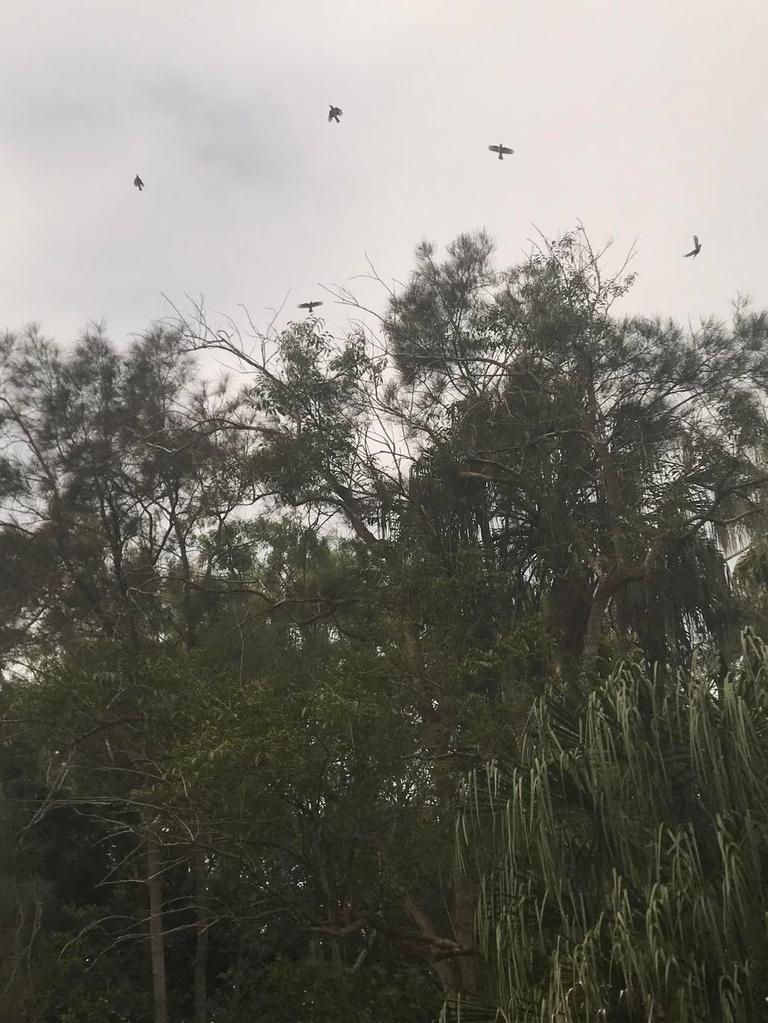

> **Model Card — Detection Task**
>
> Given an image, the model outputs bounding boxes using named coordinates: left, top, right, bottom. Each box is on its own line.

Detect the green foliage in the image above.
left=3, top=226, right=768, bottom=1019
left=215, top=959, right=439, bottom=1023
left=458, top=633, right=768, bottom=1022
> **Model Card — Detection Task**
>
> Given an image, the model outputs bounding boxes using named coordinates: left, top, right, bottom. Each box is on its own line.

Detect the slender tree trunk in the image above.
left=582, top=574, right=614, bottom=666
left=404, top=897, right=460, bottom=993
left=147, top=837, right=169, bottom=1023
left=173, top=521, right=198, bottom=650
left=453, top=881, right=477, bottom=993
left=399, top=605, right=479, bottom=997
left=193, top=847, right=210, bottom=1023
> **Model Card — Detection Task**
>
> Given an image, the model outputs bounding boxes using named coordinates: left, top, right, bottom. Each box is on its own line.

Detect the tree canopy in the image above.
left=2, top=228, right=768, bottom=1021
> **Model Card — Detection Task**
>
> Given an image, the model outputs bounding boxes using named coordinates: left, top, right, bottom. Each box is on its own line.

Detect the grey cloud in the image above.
left=0, top=0, right=766, bottom=347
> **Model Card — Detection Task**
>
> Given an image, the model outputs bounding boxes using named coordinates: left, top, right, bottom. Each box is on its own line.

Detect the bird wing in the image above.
left=488, top=145, right=500, bottom=153
left=328, top=110, right=334, bottom=121
left=693, top=235, right=699, bottom=247
left=501, top=147, right=514, bottom=154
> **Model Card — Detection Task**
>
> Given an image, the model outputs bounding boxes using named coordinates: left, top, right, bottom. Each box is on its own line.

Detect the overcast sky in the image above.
left=2, top=0, right=766, bottom=352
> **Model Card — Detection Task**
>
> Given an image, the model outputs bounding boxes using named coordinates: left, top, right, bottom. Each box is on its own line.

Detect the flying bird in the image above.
left=488, top=143, right=514, bottom=160
left=133, top=175, right=144, bottom=191
left=328, top=105, right=343, bottom=123
left=683, top=235, right=701, bottom=258
left=298, top=301, right=324, bottom=314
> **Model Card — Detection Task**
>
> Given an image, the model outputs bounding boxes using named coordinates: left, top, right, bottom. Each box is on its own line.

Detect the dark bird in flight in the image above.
left=683, top=235, right=701, bottom=258
left=328, top=105, right=343, bottom=123
left=488, top=143, right=514, bottom=160
left=298, top=301, right=324, bottom=314
left=133, top=175, right=144, bottom=191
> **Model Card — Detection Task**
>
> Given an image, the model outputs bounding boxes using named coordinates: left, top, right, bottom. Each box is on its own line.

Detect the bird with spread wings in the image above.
left=683, top=235, right=701, bottom=258
left=298, top=301, right=324, bottom=314
left=488, top=143, right=514, bottom=160
left=328, top=105, right=342, bottom=123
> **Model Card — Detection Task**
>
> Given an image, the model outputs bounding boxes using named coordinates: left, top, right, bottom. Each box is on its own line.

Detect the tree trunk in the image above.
left=582, top=574, right=614, bottom=666
left=193, top=847, right=210, bottom=1023
left=398, top=603, right=479, bottom=997
left=147, top=837, right=168, bottom=1023
left=453, top=881, right=477, bottom=994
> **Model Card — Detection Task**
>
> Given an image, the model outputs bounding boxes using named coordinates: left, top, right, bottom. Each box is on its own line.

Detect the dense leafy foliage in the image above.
left=456, top=633, right=768, bottom=1022
left=2, top=228, right=768, bottom=1020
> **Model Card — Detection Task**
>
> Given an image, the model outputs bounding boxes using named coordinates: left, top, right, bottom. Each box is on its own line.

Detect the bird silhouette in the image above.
left=328, top=105, right=342, bottom=123
left=683, top=235, right=701, bottom=258
left=298, top=301, right=324, bottom=314
left=133, top=175, right=144, bottom=191
left=488, top=143, right=514, bottom=160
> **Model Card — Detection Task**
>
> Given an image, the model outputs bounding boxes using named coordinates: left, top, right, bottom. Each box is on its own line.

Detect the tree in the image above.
left=179, top=226, right=768, bottom=999
left=4, top=224, right=768, bottom=1016
left=0, top=323, right=256, bottom=1022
